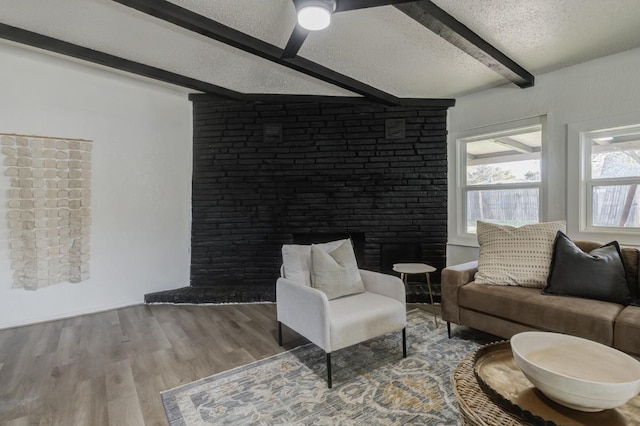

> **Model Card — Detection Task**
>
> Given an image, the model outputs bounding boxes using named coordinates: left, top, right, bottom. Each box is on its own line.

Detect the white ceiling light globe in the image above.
left=298, top=6, right=332, bottom=31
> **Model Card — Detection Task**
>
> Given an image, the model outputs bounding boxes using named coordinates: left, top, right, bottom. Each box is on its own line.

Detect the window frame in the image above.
left=574, top=121, right=640, bottom=237
left=454, top=116, right=547, bottom=244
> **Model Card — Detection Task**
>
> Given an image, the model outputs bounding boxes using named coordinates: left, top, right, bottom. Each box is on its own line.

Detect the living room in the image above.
left=2, top=1, right=640, bottom=425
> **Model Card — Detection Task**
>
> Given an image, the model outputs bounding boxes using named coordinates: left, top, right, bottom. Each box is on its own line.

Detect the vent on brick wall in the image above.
left=385, top=118, right=405, bottom=139
left=263, top=123, right=282, bottom=143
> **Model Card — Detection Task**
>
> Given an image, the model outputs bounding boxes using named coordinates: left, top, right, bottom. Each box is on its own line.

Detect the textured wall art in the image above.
left=1, top=134, right=92, bottom=290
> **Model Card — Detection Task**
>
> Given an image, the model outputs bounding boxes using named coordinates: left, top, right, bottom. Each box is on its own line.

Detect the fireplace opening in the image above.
left=292, top=232, right=365, bottom=266
left=380, top=242, right=438, bottom=303
left=380, top=242, right=421, bottom=276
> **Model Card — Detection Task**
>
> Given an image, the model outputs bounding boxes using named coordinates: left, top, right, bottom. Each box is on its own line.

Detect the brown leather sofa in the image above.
left=442, top=241, right=640, bottom=356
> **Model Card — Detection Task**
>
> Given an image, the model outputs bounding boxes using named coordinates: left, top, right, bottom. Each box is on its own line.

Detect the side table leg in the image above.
left=426, top=272, right=438, bottom=327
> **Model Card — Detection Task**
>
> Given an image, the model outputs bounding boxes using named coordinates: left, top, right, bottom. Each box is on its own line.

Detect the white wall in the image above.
left=447, top=47, right=640, bottom=265
left=0, top=43, right=193, bottom=328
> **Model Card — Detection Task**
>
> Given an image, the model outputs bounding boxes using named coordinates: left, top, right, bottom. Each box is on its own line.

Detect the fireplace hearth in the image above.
left=144, top=283, right=439, bottom=304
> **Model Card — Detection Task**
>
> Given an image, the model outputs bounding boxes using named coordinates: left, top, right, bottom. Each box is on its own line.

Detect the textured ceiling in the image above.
left=1, top=0, right=640, bottom=99
left=0, top=0, right=355, bottom=96
left=434, top=0, right=640, bottom=74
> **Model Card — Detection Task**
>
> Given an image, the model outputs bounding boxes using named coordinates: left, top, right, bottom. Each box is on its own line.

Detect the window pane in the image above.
left=592, top=184, right=640, bottom=227
left=467, top=160, right=541, bottom=185
left=466, top=130, right=541, bottom=185
left=466, top=188, right=539, bottom=233
left=591, top=135, right=640, bottom=179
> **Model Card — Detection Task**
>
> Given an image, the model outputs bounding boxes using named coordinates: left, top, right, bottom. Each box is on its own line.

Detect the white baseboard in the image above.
left=0, top=300, right=142, bottom=330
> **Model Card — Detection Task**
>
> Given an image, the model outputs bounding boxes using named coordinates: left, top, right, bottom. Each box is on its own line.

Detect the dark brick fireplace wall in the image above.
left=187, top=98, right=448, bottom=301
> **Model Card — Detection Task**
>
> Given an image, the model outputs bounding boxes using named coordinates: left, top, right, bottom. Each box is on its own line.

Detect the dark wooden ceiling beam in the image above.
left=281, top=24, right=309, bottom=59
left=0, top=23, right=242, bottom=99
left=394, top=1, right=534, bottom=88
left=111, top=0, right=454, bottom=107
left=0, top=23, right=453, bottom=108
left=112, top=0, right=396, bottom=104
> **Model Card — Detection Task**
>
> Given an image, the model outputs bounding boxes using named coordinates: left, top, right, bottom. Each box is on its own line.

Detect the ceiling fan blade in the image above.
left=282, top=24, right=310, bottom=58
left=335, top=0, right=416, bottom=13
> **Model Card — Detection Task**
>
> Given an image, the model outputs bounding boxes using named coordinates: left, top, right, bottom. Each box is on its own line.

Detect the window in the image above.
left=458, top=119, right=544, bottom=235
left=582, top=124, right=640, bottom=230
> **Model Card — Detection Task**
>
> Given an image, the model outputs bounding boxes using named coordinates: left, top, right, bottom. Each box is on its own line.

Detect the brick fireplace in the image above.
left=146, top=98, right=449, bottom=304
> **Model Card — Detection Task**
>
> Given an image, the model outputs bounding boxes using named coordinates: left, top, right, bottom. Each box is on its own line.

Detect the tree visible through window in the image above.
left=461, top=124, right=543, bottom=234
left=587, top=127, right=640, bottom=229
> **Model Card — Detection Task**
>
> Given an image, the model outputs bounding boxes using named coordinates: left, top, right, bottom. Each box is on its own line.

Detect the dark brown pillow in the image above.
left=542, top=231, right=630, bottom=305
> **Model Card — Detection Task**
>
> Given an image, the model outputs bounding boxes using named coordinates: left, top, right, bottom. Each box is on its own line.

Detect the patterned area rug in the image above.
left=162, top=309, right=497, bottom=425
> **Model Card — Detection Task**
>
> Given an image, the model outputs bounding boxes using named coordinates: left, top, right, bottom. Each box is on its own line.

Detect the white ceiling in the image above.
left=2, top=0, right=640, bottom=100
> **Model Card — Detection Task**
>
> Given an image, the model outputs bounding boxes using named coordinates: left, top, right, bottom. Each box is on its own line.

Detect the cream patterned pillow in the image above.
left=474, top=221, right=566, bottom=288
left=311, top=239, right=365, bottom=299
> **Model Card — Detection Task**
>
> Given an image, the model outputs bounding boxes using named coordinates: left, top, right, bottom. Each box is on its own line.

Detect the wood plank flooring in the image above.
left=0, top=303, right=434, bottom=425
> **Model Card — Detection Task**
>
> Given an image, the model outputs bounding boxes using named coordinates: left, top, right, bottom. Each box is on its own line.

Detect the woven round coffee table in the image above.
left=452, top=346, right=526, bottom=426
left=453, top=341, right=640, bottom=426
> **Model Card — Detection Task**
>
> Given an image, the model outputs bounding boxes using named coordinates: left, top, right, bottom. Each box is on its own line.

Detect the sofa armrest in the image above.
left=359, top=269, right=406, bottom=304
left=441, top=261, right=478, bottom=324
left=276, top=277, right=331, bottom=350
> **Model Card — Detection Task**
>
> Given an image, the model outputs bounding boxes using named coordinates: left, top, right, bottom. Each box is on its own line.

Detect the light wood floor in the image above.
left=0, top=303, right=436, bottom=426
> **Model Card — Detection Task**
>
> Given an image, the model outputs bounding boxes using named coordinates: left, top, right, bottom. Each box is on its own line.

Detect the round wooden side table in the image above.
left=392, top=263, right=438, bottom=327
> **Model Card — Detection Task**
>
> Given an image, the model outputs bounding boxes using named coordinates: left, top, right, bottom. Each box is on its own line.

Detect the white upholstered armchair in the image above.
left=276, top=239, right=407, bottom=388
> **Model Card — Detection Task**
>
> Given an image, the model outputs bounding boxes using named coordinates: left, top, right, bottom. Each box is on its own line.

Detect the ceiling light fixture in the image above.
left=295, top=0, right=336, bottom=31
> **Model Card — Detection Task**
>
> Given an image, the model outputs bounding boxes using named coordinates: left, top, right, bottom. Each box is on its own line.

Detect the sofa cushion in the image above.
left=459, top=282, right=623, bottom=345
left=620, top=248, right=640, bottom=301
left=614, top=306, right=640, bottom=356
left=575, top=241, right=640, bottom=302
left=543, top=232, right=630, bottom=305
left=474, top=220, right=566, bottom=288
left=311, top=239, right=365, bottom=300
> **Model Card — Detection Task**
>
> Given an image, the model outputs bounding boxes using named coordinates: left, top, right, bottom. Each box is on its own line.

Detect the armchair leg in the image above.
left=326, top=353, right=332, bottom=388
left=447, top=321, right=451, bottom=339
left=402, top=327, right=407, bottom=358
left=278, top=321, right=283, bottom=346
